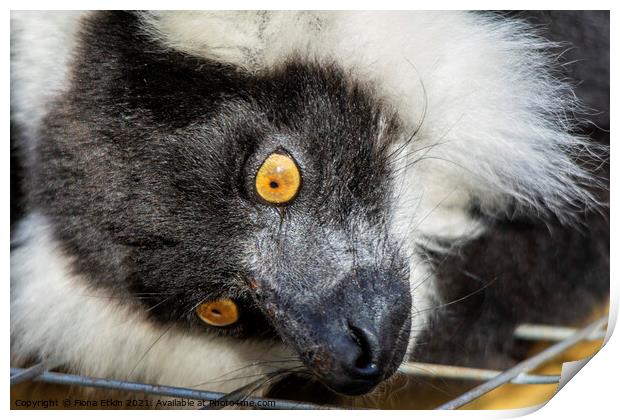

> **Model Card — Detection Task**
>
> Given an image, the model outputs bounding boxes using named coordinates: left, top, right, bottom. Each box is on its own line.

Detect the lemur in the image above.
left=10, top=11, right=609, bottom=404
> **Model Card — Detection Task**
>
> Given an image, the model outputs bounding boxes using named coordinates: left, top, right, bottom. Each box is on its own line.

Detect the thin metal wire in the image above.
left=9, top=368, right=333, bottom=410
left=436, top=316, right=608, bottom=410
left=399, top=362, right=560, bottom=384
left=10, top=361, right=60, bottom=386
left=9, top=319, right=607, bottom=410
left=200, top=371, right=285, bottom=410
left=514, top=324, right=607, bottom=342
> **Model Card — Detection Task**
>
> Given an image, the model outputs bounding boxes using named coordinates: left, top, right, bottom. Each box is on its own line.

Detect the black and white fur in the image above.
left=10, top=11, right=608, bottom=402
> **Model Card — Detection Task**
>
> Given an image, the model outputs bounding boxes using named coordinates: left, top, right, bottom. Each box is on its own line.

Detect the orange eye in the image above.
left=255, top=152, right=301, bottom=204
left=196, top=299, right=239, bottom=327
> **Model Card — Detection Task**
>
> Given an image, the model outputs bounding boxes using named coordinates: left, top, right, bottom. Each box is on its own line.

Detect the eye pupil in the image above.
left=255, top=152, right=301, bottom=205
left=196, top=299, right=239, bottom=327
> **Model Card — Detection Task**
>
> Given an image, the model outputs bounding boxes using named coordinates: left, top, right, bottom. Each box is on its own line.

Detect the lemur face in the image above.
left=35, top=12, right=411, bottom=395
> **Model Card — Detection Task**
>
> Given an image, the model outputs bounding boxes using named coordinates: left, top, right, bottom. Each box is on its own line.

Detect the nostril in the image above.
left=348, top=324, right=378, bottom=374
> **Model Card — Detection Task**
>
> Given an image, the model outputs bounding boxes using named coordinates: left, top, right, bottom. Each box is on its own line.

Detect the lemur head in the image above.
left=34, top=12, right=411, bottom=395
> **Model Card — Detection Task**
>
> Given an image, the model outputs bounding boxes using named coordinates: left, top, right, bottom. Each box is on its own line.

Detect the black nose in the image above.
left=315, top=321, right=384, bottom=395
left=348, top=324, right=379, bottom=374
left=254, top=268, right=412, bottom=396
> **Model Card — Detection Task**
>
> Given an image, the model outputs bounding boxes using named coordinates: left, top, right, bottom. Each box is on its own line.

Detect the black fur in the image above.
left=26, top=11, right=411, bottom=394
left=11, top=10, right=609, bottom=402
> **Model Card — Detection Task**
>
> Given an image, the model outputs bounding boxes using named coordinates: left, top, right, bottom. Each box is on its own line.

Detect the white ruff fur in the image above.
left=11, top=11, right=595, bottom=390
left=141, top=10, right=597, bottom=223
left=10, top=11, right=86, bottom=150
